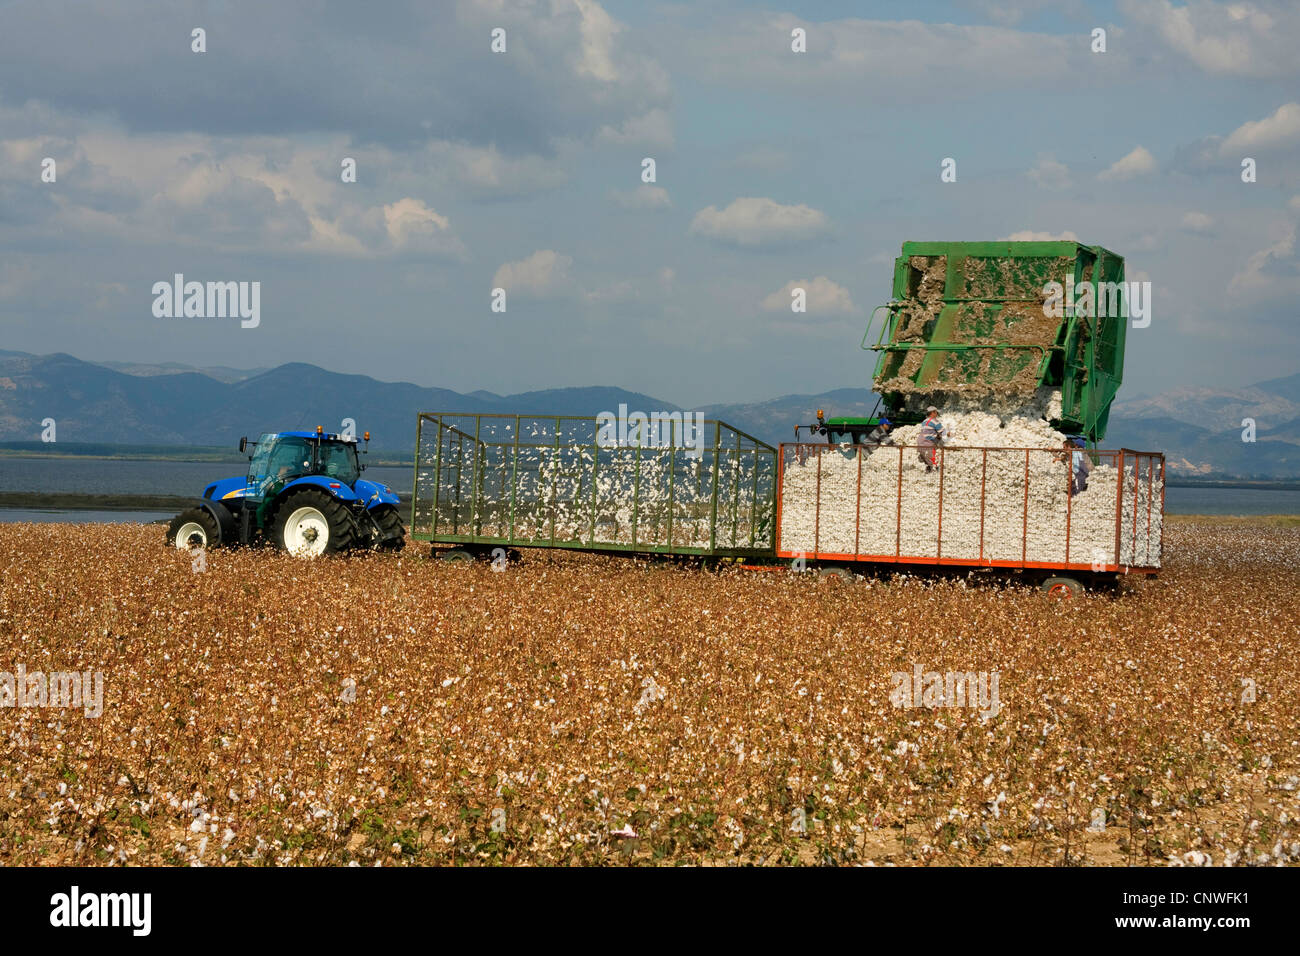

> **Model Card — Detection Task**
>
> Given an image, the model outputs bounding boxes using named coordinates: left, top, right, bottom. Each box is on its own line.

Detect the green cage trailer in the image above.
left=411, top=413, right=778, bottom=560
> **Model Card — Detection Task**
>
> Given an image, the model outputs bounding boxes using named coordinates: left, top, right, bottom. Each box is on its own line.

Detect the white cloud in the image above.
left=1002, top=230, right=1080, bottom=241
left=656, top=14, right=1113, bottom=102
left=689, top=197, right=829, bottom=247
left=1097, top=146, right=1158, bottom=182
left=425, top=141, right=568, bottom=199
left=1027, top=154, right=1071, bottom=189
left=1230, top=225, right=1298, bottom=293
left=382, top=198, right=454, bottom=250
left=761, top=277, right=855, bottom=314
left=1120, top=0, right=1300, bottom=77
left=573, top=0, right=621, bottom=83
left=1220, top=102, right=1300, bottom=154
left=609, top=185, right=671, bottom=209
left=0, top=114, right=480, bottom=259
left=596, top=108, right=674, bottom=150
left=492, top=250, right=574, bottom=298
left=966, top=0, right=1088, bottom=25
left=1180, top=211, right=1215, bottom=233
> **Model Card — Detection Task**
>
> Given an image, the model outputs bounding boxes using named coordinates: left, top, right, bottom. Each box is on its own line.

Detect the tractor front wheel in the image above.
left=167, top=508, right=219, bottom=550
left=272, top=489, right=358, bottom=557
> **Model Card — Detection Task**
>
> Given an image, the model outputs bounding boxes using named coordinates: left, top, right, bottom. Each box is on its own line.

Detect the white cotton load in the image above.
left=779, top=399, right=1163, bottom=568
left=420, top=443, right=770, bottom=551
left=887, top=411, right=1064, bottom=450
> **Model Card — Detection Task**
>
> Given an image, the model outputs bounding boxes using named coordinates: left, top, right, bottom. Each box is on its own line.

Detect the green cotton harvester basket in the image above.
left=865, top=241, right=1127, bottom=443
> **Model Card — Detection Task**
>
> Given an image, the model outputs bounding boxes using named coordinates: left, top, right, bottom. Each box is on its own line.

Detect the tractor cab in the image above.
left=245, top=430, right=362, bottom=500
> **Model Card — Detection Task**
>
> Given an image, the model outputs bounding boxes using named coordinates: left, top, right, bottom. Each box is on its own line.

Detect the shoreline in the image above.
left=0, top=492, right=413, bottom=513
left=0, top=450, right=1292, bottom=487
left=0, top=447, right=413, bottom=467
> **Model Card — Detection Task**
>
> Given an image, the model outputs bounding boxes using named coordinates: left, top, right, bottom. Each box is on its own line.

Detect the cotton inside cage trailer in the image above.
left=776, top=442, right=1163, bottom=588
left=410, top=412, right=778, bottom=558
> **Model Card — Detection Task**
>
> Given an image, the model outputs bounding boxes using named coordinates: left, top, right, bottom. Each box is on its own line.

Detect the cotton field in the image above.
left=0, top=520, right=1295, bottom=867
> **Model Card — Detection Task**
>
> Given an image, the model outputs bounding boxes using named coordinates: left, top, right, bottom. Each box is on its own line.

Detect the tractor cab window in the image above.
left=828, top=431, right=858, bottom=458
left=249, top=436, right=313, bottom=491
left=318, top=442, right=360, bottom=484
left=247, top=434, right=274, bottom=485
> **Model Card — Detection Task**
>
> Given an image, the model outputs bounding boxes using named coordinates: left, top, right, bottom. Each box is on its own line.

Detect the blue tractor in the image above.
left=166, top=428, right=405, bottom=557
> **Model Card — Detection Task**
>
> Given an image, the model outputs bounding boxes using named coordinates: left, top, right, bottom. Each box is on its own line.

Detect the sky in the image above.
left=1, top=0, right=1297, bottom=406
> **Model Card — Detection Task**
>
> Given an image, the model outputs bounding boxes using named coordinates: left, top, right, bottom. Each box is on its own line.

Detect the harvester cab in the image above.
left=794, top=409, right=891, bottom=445
left=166, top=427, right=405, bottom=557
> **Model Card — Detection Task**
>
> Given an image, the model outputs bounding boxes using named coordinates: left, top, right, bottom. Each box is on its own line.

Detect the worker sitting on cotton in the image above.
left=917, top=407, right=950, bottom=472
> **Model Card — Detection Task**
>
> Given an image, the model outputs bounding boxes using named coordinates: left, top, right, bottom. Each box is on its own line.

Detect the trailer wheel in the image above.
left=819, top=567, right=852, bottom=584
left=167, top=508, right=220, bottom=550
left=440, top=548, right=476, bottom=564
left=1041, top=576, right=1083, bottom=598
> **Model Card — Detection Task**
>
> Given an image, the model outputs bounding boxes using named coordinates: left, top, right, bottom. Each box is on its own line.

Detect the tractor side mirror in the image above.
left=239, top=436, right=248, bottom=453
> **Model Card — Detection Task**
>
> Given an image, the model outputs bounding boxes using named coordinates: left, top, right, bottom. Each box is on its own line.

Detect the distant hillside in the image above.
left=1, top=350, right=1297, bottom=477
left=699, top=388, right=881, bottom=443
left=0, top=352, right=675, bottom=453
left=1106, top=382, right=1300, bottom=478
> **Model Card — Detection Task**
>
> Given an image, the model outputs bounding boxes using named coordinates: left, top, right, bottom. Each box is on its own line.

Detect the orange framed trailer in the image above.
left=773, top=442, right=1164, bottom=596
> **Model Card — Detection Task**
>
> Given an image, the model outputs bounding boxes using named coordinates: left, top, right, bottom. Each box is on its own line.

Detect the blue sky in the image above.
left=1, top=0, right=1297, bottom=406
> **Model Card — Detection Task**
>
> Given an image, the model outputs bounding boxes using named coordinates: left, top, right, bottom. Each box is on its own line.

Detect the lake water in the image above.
left=0, top=456, right=1297, bottom=522
left=0, top=509, right=173, bottom=524
left=0, top=457, right=413, bottom=496
left=1163, top=485, right=1300, bottom=515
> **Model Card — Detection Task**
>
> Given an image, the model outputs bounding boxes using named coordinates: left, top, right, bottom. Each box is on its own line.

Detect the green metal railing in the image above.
left=411, top=413, right=778, bottom=557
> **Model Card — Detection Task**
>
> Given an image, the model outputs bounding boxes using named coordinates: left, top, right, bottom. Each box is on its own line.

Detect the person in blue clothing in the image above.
left=1059, top=438, right=1092, bottom=496
left=917, top=406, right=949, bottom=472
left=864, top=418, right=894, bottom=454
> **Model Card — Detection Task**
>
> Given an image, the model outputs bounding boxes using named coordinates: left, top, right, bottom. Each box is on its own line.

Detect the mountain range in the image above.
left=1, top=350, right=1297, bottom=478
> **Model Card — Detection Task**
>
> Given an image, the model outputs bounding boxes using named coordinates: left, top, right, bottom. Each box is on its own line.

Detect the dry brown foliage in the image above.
left=0, top=520, right=1297, bottom=866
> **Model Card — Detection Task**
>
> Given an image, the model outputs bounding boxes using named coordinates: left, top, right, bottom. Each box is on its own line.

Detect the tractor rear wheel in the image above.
left=167, top=508, right=219, bottom=550
left=369, top=505, right=406, bottom=552
left=272, top=489, right=358, bottom=557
